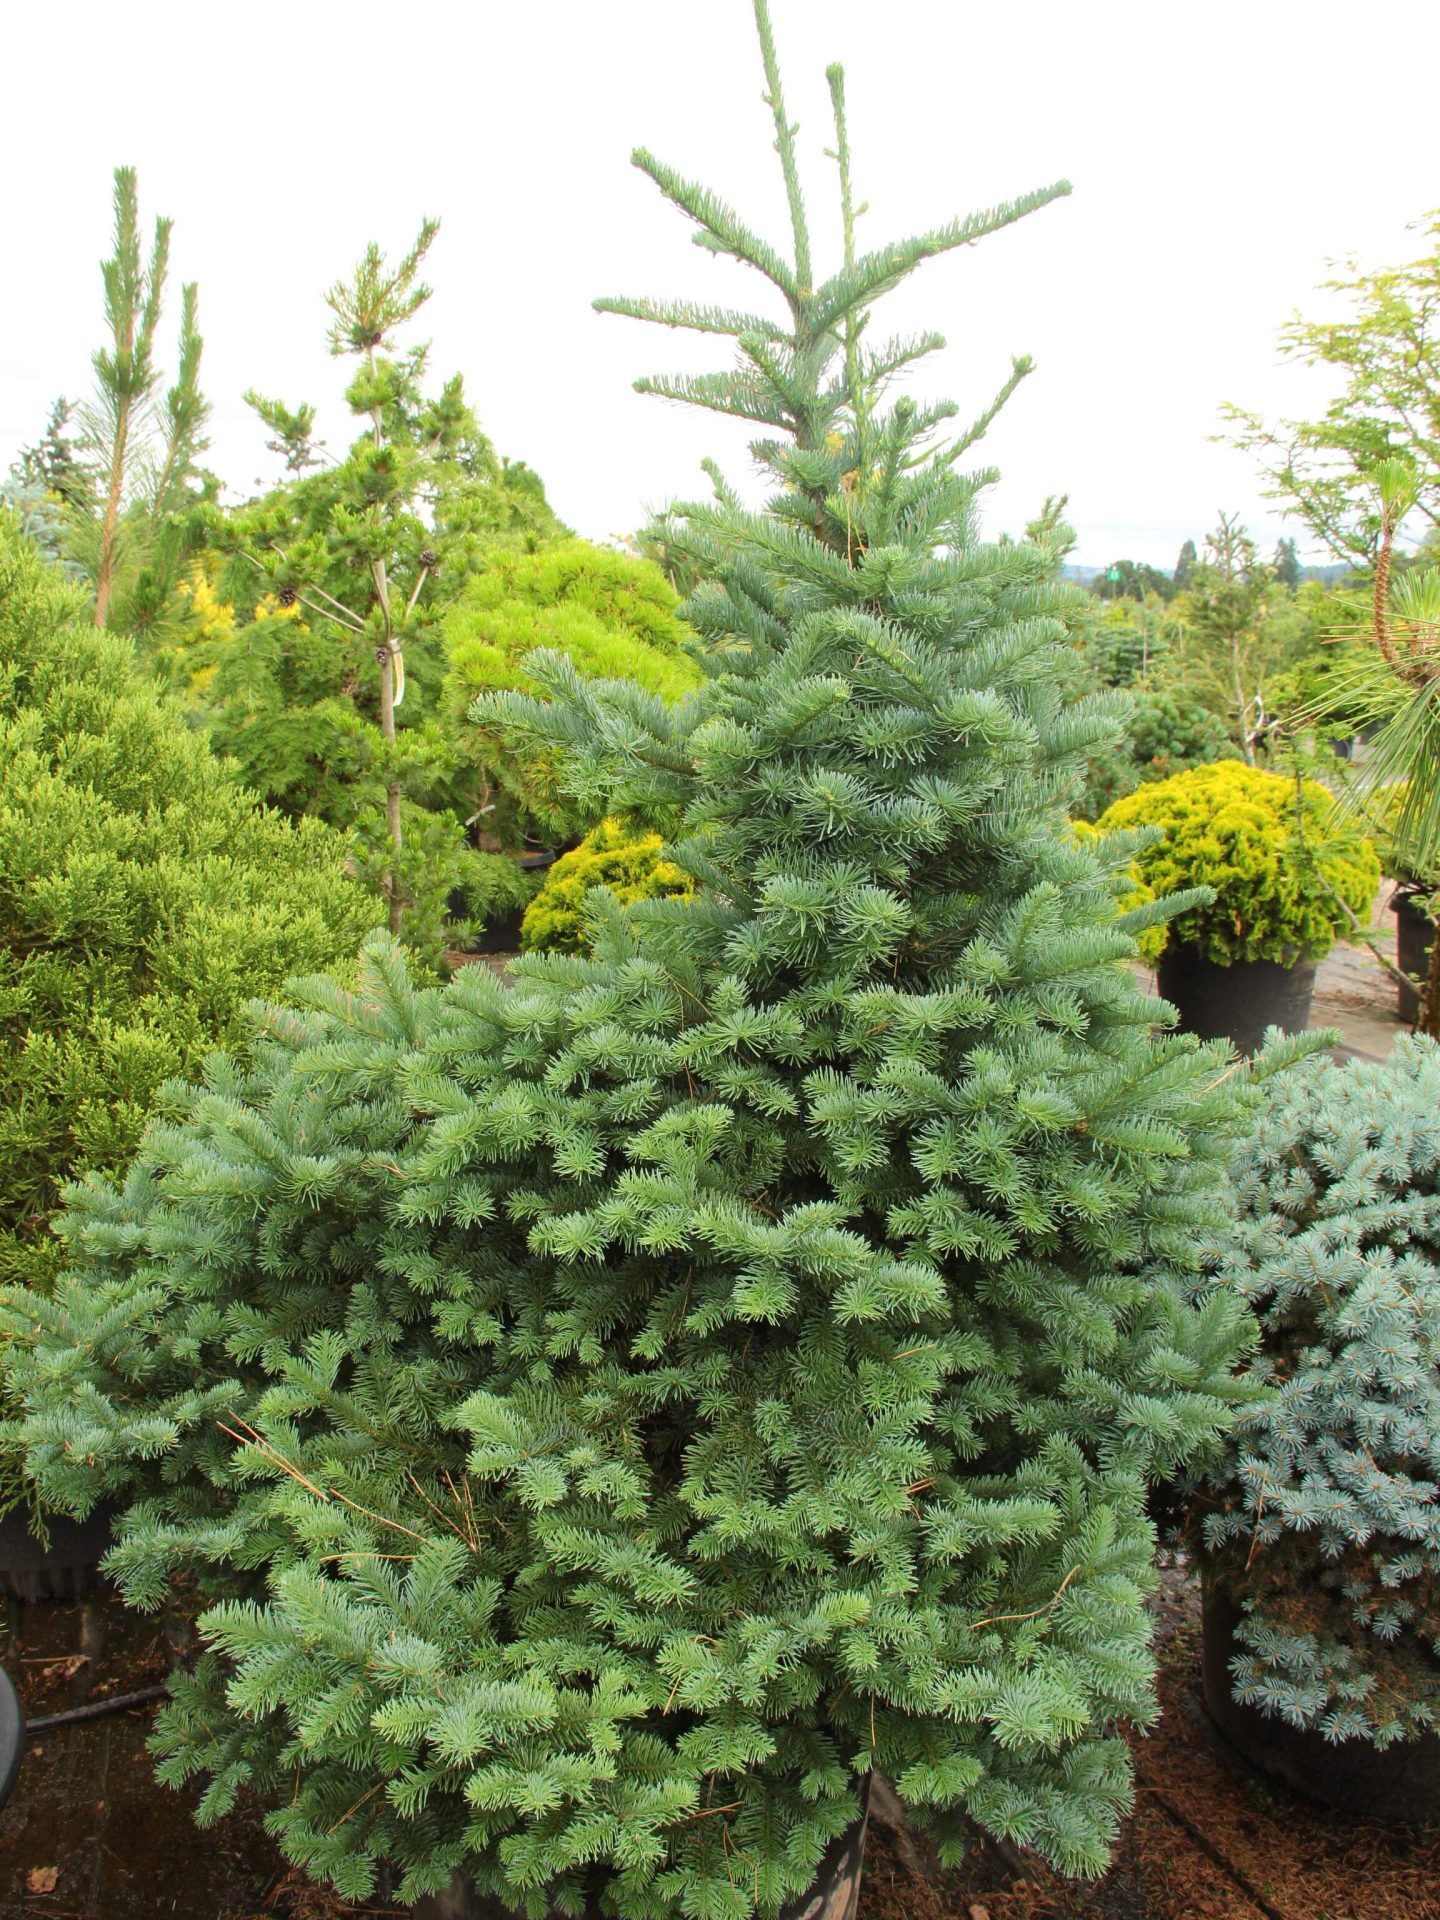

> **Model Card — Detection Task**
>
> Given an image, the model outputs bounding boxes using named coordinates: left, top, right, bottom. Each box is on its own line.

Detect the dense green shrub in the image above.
left=519, top=817, right=693, bottom=953
left=1079, top=689, right=1232, bottom=819
left=1199, top=1039, right=1440, bottom=1747
left=0, top=514, right=378, bottom=1285
left=1094, top=761, right=1378, bottom=965
left=442, top=540, right=703, bottom=846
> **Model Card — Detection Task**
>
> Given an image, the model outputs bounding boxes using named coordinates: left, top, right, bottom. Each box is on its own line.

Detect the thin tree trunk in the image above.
left=1233, top=643, right=1252, bottom=765
left=373, top=542, right=405, bottom=938
left=363, top=350, right=405, bottom=937
left=93, top=409, right=131, bottom=628
left=377, top=640, right=404, bottom=938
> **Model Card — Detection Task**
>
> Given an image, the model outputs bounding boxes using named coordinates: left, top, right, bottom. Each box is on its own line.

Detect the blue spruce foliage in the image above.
left=1201, top=1036, right=1440, bottom=1749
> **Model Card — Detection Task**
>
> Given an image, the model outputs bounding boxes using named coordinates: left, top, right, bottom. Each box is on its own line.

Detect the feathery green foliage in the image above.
left=1200, top=1039, right=1440, bottom=1747
left=59, top=167, right=212, bottom=635
left=4, top=7, right=1258, bottom=1911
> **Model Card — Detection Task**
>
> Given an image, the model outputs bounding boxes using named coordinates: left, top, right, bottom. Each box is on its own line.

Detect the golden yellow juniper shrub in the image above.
left=1093, top=760, right=1379, bottom=966
left=520, top=817, right=693, bottom=954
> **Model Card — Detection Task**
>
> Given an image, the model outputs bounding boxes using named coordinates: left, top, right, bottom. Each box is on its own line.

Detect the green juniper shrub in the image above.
left=2, top=7, right=1269, bottom=1912
left=520, top=817, right=694, bottom=955
left=1093, top=761, right=1379, bottom=966
left=0, top=510, right=378, bottom=1291
left=1198, top=1038, right=1440, bottom=1747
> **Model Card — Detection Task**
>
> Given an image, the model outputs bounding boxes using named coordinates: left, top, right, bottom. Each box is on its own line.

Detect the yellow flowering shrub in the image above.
left=520, top=818, right=693, bottom=954
left=1094, top=760, right=1379, bottom=966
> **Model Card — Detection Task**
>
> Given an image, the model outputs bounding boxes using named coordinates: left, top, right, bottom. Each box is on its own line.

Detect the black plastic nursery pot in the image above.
left=0, top=1500, right=117, bottom=1605
left=1156, top=945, right=1316, bottom=1056
left=447, top=851, right=557, bottom=957
left=1392, top=889, right=1435, bottom=1023
left=1200, top=1575, right=1440, bottom=1823
left=0, top=1666, right=23, bottom=1815
left=411, top=1777, right=873, bottom=1920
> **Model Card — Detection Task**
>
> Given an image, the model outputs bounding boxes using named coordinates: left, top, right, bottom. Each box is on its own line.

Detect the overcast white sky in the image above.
left=3, top=0, right=1437, bottom=567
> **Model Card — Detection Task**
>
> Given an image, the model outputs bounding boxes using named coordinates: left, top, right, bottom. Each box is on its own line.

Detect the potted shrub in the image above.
left=1094, top=760, right=1378, bottom=1052
left=0, top=1666, right=22, bottom=1814
left=1369, top=784, right=1438, bottom=1022
left=1391, top=885, right=1436, bottom=1024
left=1, top=7, right=1258, bottom=1914
left=1194, top=1038, right=1440, bottom=1818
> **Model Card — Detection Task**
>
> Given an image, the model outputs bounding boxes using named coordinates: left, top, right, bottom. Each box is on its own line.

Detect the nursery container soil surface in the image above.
left=3, top=1567, right=1439, bottom=1920
left=1156, top=947, right=1317, bottom=1055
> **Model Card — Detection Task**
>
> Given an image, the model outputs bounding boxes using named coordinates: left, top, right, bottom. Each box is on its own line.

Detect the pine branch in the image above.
left=593, top=295, right=788, bottom=342
left=628, top=149, right=798, bottom=302
left=806, top=184, right=1071, bottom=337
left=752, top=0, right=812, bottom=296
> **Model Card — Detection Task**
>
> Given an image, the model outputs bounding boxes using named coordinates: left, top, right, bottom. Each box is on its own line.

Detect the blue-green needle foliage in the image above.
left=3, top=5, right=1257, bottom=1913
left=1201, top=1038, right=1440, bottom=1749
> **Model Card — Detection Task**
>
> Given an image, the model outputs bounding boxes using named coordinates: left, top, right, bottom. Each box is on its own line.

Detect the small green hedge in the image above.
left=1094, top=760, right=1378, bottom=966
left=0, top=514, right=378, bottom=1284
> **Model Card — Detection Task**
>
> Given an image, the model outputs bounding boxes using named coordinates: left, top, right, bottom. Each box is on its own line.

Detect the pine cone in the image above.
left=277, top=585, right=298, bottom=608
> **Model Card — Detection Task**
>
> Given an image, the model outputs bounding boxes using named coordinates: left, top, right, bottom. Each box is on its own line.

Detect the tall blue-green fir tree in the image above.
left=2, top=6, right=1259, bottom=1914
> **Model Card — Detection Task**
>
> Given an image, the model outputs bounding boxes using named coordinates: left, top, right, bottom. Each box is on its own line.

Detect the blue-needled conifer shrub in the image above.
left=2, top=6, right=1264, bottom=1912
left=1200, top=1038, right=1440, bottom=1748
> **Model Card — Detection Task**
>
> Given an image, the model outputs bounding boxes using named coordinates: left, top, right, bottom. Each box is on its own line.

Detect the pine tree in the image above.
left=3, top=7, right=1258, bottom=1913
left=68, top=167, right=209, bottom=630
left=13, top=399, right=91, bottom=513
left=209, top=222, right=562, bottom=955
left=1271, top=535, right=1300, bottom=589
left=1173, top=538, right=1197, bottom=591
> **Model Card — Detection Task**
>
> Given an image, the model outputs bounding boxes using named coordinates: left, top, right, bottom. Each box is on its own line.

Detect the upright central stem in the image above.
left=367, top=344, right=405, bottom=937
left=94, top=403, right=131, bottom=628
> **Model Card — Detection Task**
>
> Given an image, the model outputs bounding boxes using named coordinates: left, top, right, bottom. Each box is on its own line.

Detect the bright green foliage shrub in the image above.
left=1200, top=1038, right=1440, bottom=1747
left=1095, top=761, right=1379, bottom=965
left=519, top=818, right=693, bottom=954
left=442, top=540, right=703, bottom=844
left=0, top=514, right=378, bottom=1285
left=2, top=10, right=1261, bottom=1912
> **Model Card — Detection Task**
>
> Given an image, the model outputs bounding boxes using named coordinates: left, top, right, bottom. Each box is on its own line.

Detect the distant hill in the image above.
left=1062, top=559, right=1356, bottom=589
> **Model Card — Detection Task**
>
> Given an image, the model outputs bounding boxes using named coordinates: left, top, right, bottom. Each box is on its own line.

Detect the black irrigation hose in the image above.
left=25, top=1682, right=170, bottom=1735
left=1136, top=1770, right=1290, bottom=1920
